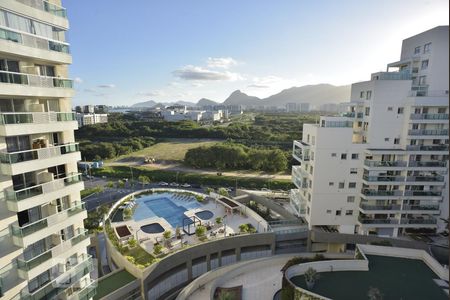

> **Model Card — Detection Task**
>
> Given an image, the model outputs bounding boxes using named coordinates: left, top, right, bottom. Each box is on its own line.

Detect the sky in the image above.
left=64, top=0, right=449, bottom=106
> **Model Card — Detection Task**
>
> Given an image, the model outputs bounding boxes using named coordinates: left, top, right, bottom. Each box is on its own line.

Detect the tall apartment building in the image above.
left=0, top=1, right=95, bottom=299
left=290, top=26, right=449, bottom=237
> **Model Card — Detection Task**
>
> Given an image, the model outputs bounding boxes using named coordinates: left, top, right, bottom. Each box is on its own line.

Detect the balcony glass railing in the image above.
left=362, top=190, right=403, bottom=196
left=400, top=218, right=437, bottom=225
left=0, top=143, right=79, bottom=164
left=0, top=111, right=76, bottom=125
left=5, top=173, right=82, bottom=202
left=322, top=121, right=353, bottom=128
left=408, top=161, right=447, bottom=167
left=0, top=70, right=73, bottom=89
left=363, top=175, right=405, bottom=182
left=371, top=71, right=412, bottom=80
left=293, top=149, right=310, bottom=161
left=408, top=129, right=448, bottom=136
left=364, top=160, right=407, bottom=167
left=15, top=0, right=67, bottom=18
left=0, top=27, right=70, bottom=54
left=404, top=190, right=442, bottom=197
left=17, top=250, right=52, bottom=271
left=406, top=175, right=445, bottom=182
left=76, top=280, right=97, bottom=300
left=402, top=204, right=440, bottom=211
left=358, top=217, right=398, bottom=224
left=360, top=204, right=401, bottom=210
left=11, top=202, right=85, bottom=238
left=406, top=145, right=449, bottom=151
left=410, top=113, right=448, bottom=120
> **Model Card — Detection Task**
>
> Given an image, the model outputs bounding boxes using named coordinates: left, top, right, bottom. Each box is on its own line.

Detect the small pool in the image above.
left=141, top=223, right=165, bottom=234
left=195, top=210, right=214, bottom=220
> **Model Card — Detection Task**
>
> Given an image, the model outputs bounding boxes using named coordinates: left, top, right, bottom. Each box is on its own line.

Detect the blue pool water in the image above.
left=195, top=210, right=214, bottom=220
left=133, top=192, right=201, bottom=227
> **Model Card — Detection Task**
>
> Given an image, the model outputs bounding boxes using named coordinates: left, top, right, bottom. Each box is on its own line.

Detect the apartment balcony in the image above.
left=16, top=229, right=90, bottom=281
left=15, top=0, right=67, bottom=18
left=292, top=140, right=310, bottom=163
left=371, top=70, right=412, bottom=81
left=359, top=204, right=401, bottom=213
left=362, top=175, right=405, bottom=184
left=0, top=70, right=74, bottom=98
left=405, top=175, right=445, bottom=186
left=361, top=189, right=402, bottom=199
left=10, top=202, right=87, bottom=247
left=342, top=112, right=363, bottom=119
left=409, top=113, right=449, bottom=124
left=292, top=166, right=308, bottom=189
left=0, top=143, right=80, bottom=175
left=399, top=217, right=437, bottom=227
left=358, top=216, right=399, bottom=227
left=406, top=145, right=449, bottom=153
left=5, top=173, right=84, bottom=212
left=0, top=26, right=71, bottom=64
left=17, top=254, right=93, bottom=300
left=0, top=112, right=77, bottom=136
left=321, top=120, right=353, bottom=128
left=407, top=129, right=448, bottom=138
left=408, top=161, right=447, bottom=170
left=402, top=204, right=440, bottom=214
left=363, top=160, right=407, bottom=169
left=68, top=280, right=97, bottom=300
left=403, top=190, right=443, bottom=200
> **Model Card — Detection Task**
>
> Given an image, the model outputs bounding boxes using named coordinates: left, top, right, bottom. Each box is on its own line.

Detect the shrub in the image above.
left=163, top=230, right=172, bottom=240
left=153, top=244, right=163, bottom=255
left=128, top=237, right=137, bottom=248
left=195, top=225, right=206, bottom=238
left=215, top=217, right=223, bottom=225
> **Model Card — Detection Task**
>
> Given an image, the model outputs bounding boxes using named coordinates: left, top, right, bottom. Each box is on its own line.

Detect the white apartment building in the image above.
left=0, top=1, right=95, bottom=299
left=290, top=26, right=449, bottom=237
left=75, top=113, right=108, bottom=127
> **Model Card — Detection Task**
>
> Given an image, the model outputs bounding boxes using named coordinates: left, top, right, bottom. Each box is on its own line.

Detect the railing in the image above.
left=0, top=26, right=70, bottom=54
left=408, top=129, right=448, bottom=136
left=363, top=175, right=405, bottom=182
left=371, top=71, right=412, bottom=80
left=361, top=190, right=403, bottom=196
left=402, top=204, right=440, bottom=211
left=0, top=70, right=73, bottom=88
left=406, top=175, right=445, bottom=182
left=0, top=111, right=76, bottom=125
left=15, top=0, right=67, bottom=18
left=17, top=250, right=52, bottom=271
left=10, top=202, right=85, bottom=237
left=400, top=218, right=437, bottom=225
left=342, top=112, right=355, bottom=117
left=406, top=145, right=448, bottom=151
left=410, top=113, right=449, bottom=120
left=404, top=191, right=442, bottom=197
left=293, top=149, right=310, bottom=161
left=360, top=204, right=401, bottom=210
left=4, top=173, right=82, bottom=202
left=321, top=121, right=353, bottom=128
left=74, top=280, right=97, bottom=300
left=0, top=143, right=79, bottom=164
left=358, top=217, right=398, bottom=224
left=364, top=160, right=407, bottom=167
left=409, top=90, right=449, bottom=97
left=408, top=161, right=447, bottom=167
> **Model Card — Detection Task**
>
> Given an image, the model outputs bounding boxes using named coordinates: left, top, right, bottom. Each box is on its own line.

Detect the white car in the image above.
left=169, top=182, right=179, bottom=187
left=158, top=182, right=169, bottom=186
left=180, top=183, right=191, bottom=188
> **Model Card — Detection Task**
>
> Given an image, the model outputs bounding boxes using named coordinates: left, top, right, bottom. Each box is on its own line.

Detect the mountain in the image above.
left=174, top=100, right=197, bottom=106
left=197, top=98, right=218, bottom=107
left=132, top=100, right=157, bottom=107
left=261, top=84, right=350, bottom=106
left=223, top=90, right=261, bottom=106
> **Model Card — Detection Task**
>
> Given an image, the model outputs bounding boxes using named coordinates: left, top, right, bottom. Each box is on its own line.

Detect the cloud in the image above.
left=136, top=90, right=166, bottom=97
left=74, top=77, right=83, bottom=84
left=206, top=57, right=238, bottom=69
left=97, top=84, right=116, bottom=88
left=83, top=88, right=96, bottom=93
left=247, top=84, right=269, bottom=88
left=173, top=65, right=243, bottom=81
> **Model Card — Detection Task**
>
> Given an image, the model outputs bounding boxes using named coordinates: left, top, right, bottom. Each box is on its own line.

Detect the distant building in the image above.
left=286, top=103, right=310, bottom=113
left=83, top=105, right=95, bottom=113
left=76, top=113, right=108, bottom=127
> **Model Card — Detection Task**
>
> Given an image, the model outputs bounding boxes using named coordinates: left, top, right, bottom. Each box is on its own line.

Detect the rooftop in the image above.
left=94, top=270, right=136, bottom=300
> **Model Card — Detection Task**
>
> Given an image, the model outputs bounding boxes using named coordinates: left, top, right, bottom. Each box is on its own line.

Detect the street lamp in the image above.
left=222, top=214, right=228, bottom=237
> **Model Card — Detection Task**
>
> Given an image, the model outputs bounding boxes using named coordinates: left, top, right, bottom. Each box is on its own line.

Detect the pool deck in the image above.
left=291, top=255, right=449, bottom=300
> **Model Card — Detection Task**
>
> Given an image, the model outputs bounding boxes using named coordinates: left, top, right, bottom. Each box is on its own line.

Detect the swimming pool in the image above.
left=195, top=210, right=214, bottom=220
left=133, top=192, right=201, bottom=228
left=141, top=223, right=165, bottom=234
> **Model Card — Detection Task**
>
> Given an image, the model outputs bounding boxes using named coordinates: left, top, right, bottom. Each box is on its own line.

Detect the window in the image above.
left=331, top=153, right=337, bottom=157
left=360, top=91, right=365, bottom=98
left=347, top=196, right=355, bottom=203
left=308, top=194, right=311, bottom=201
left=348, top=182, right=356, bottom=188
left=421, top=60, right=429, bottom=70
left=307, top=134, right=310, bottom=143
left=350, top=168, right=357, bottom=174
left=310, top=166, right=313, bottom=175
left=423, top=42, right=431, bottom=53
left=384, top=138, right=390, bottom=142
left=335, top=210, right=341, bottom=216
left=311, top=151, right=314, bottom=160
left=387, top=107, right=393, bottom=111
left=438, top=107, right=446, bottom=114
left=394, top=138, right=400, bottom=144
left=329, top=182, right=334, bottom=186
left=338, top=182, right=345, bottom=189
left=419, top=76, right=426, bottom=85
left=366, top=91, right=372, bottom=100
left=414, top=46, right=421, bottom=54
left=307, top=207, right=310, bottom=215
left=365, top=107, right=370, bottom=116
left=397, top=107, right=404, bottom=114
left=345, top=210, right=353, bottom=216
left=311, top=136, right=315, bottom=145
left=341, top=153, right=347, bottom=160
left=351, top=153, right=359, bottom=160
left=326, top=210, right=332, bottom=214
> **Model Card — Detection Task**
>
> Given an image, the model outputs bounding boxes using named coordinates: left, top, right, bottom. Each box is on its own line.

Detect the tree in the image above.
left=215, top=217, right=223, bottom=225
left=163, top=230, right=172, bottom=240
left=239, top=224, right=249, bottom=233
left=106, top=181, right=114, bottom=188
left=117, top=180, right=125, bottom=188
left=205, top=187, right=214, bottom=195
left=153, top=244, right=163, bottom=255
left=175, top=226, right=181, bottom=239
left=218, top=188, right=229, bottom=197
left=367, top=287, right=383, bottom=300
left=138, top=175, right=150, bottom=188
left=127, top=237, right=137, bottom=248
left=195, top=225, right=206, bottom=238
left=123, top=208, right=132, bottom=220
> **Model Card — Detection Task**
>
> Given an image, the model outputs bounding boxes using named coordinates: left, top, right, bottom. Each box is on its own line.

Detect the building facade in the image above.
left=76, top=113, right=108, bottom=127
left=291, top=26, right=449, bottom=237
left=0, top=1, right=94, bottom=299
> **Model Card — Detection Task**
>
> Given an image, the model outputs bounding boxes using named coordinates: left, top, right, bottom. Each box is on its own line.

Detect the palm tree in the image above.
left=138, top=175, right=150, bottom=188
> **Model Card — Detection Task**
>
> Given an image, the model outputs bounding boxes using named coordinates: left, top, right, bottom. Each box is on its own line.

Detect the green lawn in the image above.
left=291, top=255, right=447, bottom=300
left=112, top=138, right=222, bottom=162
left=94, top=270, right=136, bottom=300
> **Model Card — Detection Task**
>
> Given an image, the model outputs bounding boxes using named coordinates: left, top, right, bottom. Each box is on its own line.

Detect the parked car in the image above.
left=169, top=182, right=179, bottom=187
left=180, top=183, right=191, bottom=188
left=261, top=188, right=272, bottom=192
left=158, top=182, right=169, bottom=186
